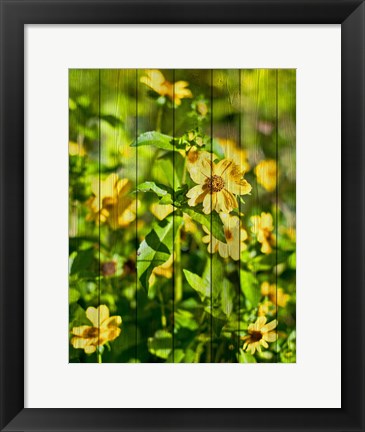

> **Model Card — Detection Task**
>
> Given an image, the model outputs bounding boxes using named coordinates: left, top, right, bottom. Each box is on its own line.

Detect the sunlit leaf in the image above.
left=131, top=131, right=174, bottom=150
left=167, top=349, right=185, bottom=363
left=183, top=269, right=210, bottom=299
left=174, top=309, right=199, bottom=331
left=137, top=181, right=173, bottom=199
left=182, top=207, right=226, bottom=242
left=69, top=288, right=80, bottom=304
left=100, top=113, right=124, bottom=127
left=237, top=348, right=257, bottom=363
left=240, top=270, right=261, bottom=307
left=248, top=251, right=289, bottom=272
left=221, top=279, right=234, bottom=317
left=137, top=216, right=182, bottom=291
left=148, top=330, right=172, bottom=359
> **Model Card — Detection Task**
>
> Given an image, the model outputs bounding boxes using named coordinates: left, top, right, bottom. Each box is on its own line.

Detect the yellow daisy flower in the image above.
left=149, top=254, right=174, bottom=287
left=86, top=174, right=137, bottom=230
left=182, top=213, right=197, bottom=234
left=185, top=148, right=214, bottom=169
left=140, top=70, right=192, bottom=106
left=202, top=213, right=247, bottom=261
left=250, top=212, right=275, bottom=254
left=69, top=141, right=86, bottom=156
left=196, top=101, right=208, bottom=117
left=186, top=157, right=252, bottom=214
left=217, top=138, right=250, bottom=173
left=255, top=159, right=277, bottom=192
left=241, top=316, right=277, bottom=355
left=261, top=281, right=290, bottom=308
left=258, top=300, right=276, bottom=317
left=70, top=305, right=122, bottom=354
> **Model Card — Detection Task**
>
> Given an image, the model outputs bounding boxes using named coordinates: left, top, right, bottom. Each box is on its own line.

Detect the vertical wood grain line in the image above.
left=275, top=69, right=279, bottom=362
left=172, top=68, right=175, bottom=363
left=238, top=68, right=242, bottom=356
left=98, top=69, right=101, bottom=360
left=210, top=68, right=214, bottom=362
left=135, top=69, right=139, bottom=361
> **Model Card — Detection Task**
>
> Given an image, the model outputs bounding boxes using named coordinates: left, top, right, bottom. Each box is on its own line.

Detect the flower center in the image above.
left=249, top=330, right=263, bottom=342
left=224, top=229, right=233, bottom=241
left=206, top=175, right=225, bottom=193
left=84, top=327, right=99, bottom=338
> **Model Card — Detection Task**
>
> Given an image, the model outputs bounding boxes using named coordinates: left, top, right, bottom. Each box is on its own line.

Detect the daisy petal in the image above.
left=102, top=315, right=122, bottom=328
left=263, top=331, right=278, bottom=343
left=71, top=325, right=93, bottom=337
left=261, top=319, right=278, bottom=333
left=215, top=159, right=234, bottom=176
left=84, top=345, right=97, bottom=354
left=86, top=305, right=109, bottom=327
left=254, top=316, right=267, bottom=330
left=202, top=193, right=212, bottom=214
left=187, top=185, right=205, bottom=206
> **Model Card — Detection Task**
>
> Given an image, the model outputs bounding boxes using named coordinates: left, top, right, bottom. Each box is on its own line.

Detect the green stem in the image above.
left=156, top=104, right=164, bottom=133
left=174, top=226, right=183, bottom=303
left=97, top=350, right=102, bottom=364
left=181, top=157, right=187, bottom=185
left=157, top=286, right=167, bottom=328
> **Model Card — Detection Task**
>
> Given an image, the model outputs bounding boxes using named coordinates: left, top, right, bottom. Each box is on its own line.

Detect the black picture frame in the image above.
left=1, top=1, right=364, bottom=431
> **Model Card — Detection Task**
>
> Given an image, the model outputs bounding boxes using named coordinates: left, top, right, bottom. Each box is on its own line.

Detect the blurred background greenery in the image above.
left=69, top=69, right=296, bottom=363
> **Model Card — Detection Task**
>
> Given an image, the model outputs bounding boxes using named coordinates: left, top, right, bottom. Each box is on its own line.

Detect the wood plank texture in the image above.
left=69, top=69, right=296, bottom=363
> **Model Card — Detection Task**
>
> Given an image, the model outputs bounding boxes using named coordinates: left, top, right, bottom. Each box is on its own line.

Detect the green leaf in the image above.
left=131, top=131, right=174, bottom=151
left=69, top=288, right=80, bottom=304
left=182, top=208, right=226, bottom=242
left=237, top=349, right=257, bottom=363
left=70, top=248, right=98, bottom=277
left=288, top=252, right=296, bottom=269
left=174, top=309, right=199, bottom=331
left=201, top=254, right=224, bottom=301
left=248, top=251, right=289, bottom=272
left=211, top=138, right=225, bottom=158
left=183, top=269, right=210, bottom=299
left=221, top=279, right=234, bottom=317
left=240, top=270, right=261, bottom=307
left=167, top=349, right=185, bottom=363
left=137, top=181, right=173, bottom=199
left=100, top=113, right=123, bottom=128
left=148, top=330, right=172, bottom=359
left=212, top=316, right=226, bottom=337
left=137, top=216, right=182, bottom=290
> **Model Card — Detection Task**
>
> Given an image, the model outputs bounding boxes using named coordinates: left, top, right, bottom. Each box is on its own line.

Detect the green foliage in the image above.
left=240, top=270, right=261, bottom=307
left=148, top=330, right=173, bottom=359
left=137, top=181, right=174, bottom=199
left=183, top=208, right=226, bottom=242
left=237, top=349, right=257, bottom=363
left=132, top=131, right=174, bottom=151
left=69, top=69, right=296, bottom=364
left=137, top=216, right=182, bottom=291
left=183, top=269, right=210, bottom=299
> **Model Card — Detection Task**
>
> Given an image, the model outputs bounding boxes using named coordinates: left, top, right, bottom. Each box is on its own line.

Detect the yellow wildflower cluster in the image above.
left=250, top=212, right=275, bottom=254
left=140, top=70, right=193, bottom=106
left=71, top=305, right=122, bottom=354
left=258, top=282, right=290, bottom=316
left=86, top=174, right=137, bottom=230
left=241, top=316, right=277, bottom=355
left=185, top=147, right=251, bottom=260
left=255, top=159, right=277, bottom=192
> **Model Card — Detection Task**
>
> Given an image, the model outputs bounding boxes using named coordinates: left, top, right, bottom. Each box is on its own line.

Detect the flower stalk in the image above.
left=174, top=226, right=183, bottom=303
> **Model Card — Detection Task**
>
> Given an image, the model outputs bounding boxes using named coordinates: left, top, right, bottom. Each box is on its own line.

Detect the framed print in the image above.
left=0, top=1, right=364, bottom=431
